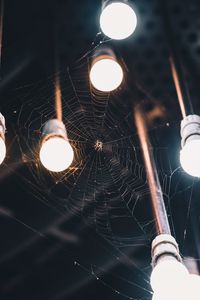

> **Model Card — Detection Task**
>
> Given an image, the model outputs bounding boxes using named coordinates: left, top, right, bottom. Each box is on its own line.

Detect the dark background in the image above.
left=0, top=0, right=200, bottom=299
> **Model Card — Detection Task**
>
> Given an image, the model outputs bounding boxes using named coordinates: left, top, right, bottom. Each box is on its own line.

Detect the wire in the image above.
left=53, top=0, right=62, bottom=122
left=169, top=56, right=186, bottom=119
left=54, top=70, right=62, bottom=122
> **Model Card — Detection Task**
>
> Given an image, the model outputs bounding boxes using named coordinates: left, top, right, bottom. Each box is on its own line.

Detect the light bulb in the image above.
left=90, top=58, right=123, bottom=92
left=185, top=274, right=200, bottom=300
left=150, top=260, right=189, bottom=295
left=152, top=289, right=188, bottom=300
left=100, top=2, right=137, bottom=40
left=152, top=274, right=200, bottom=300
left=180, top=139, right=200, bottom=177
left=40, top=136, right=74, bottom=172
left=0, top=137, right=6, bottom=165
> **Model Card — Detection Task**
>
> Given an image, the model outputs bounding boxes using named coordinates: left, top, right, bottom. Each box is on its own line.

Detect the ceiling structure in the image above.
left=0, top=0, right=200, bottom=299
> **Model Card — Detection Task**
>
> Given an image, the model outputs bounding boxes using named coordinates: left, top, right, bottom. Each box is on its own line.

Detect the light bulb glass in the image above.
left=90, top=58, right=123, bottom=92
left=152, top=274, right=200, bottom=300
left=40, top=136, right=74, bottom=172
left=186, top=274, right=200, bottom=300
left=0, top=137, right=6, bottom=165
left=152, top=289, right=188, bottom=300
left=100, top=2, right=137, bottom=40
left=150, top=260, right=189, bottom=294
left=180, top=139, right=200, bottom=177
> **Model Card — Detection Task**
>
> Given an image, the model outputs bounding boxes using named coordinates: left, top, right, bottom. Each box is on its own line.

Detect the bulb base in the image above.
left=41, top=119, right=68, bottom=143
left=91, top=46, right=116, bottom=65
left=102, top=0, right=128, bottom=10
left=181, top=114, right=200, bottom=148
left=151, top=234, right=182, bottom=267
left=0, top=112, right=5, bottom=140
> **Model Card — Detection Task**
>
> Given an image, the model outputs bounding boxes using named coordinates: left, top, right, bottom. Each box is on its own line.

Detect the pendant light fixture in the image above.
left=0, top=113, right=6, bottom=165
left=39, top=2, right=74, bottom=172
left=100, top=0, right=137, bottom=40
left=39, top=118, right=74, bottom=172
left=89, top=46, right=123, bottom=92
left=0, top=0, right=6, bottom=166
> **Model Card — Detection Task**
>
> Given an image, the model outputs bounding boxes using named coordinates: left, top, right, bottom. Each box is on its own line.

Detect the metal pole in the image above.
left=135, top=107, right=171, bottom=235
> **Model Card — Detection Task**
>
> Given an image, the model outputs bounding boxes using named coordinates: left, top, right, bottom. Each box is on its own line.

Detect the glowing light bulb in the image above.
left=185, top=274, right=200, bottom=300
left=0, top=137, right=6, bottom=165
left=180, top=139, right=200, bottom=177
left=100, top=2, right=137, bottom=40
left=150, top=260, right=189, bottom=295
left=90, top=58, right=123, bottom=92
left=40, top=136, right=74, bottom=172
left=152, top=289, right=188, bottom=300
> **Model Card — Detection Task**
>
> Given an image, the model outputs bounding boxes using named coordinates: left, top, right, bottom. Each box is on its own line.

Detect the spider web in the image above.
left=1, top=39, right=199, bottom=299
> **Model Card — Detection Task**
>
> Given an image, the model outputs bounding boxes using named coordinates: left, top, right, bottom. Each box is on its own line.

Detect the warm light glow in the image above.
left=100, top=2, right=137, bottom=40
left=0, top=137, right=6, bottom=165
left=151, top=260, right=189, bottom=294
left=40, top=136, right=74, bottom=172
left=152, top=274, right=200, bottom=300
left=186, top=274, right=200, bottom=300
left=180, top=139, right=200, bottom=177
left=152, top=290, right=188, bottom=300
left=90, top=58, right=123, bottom=92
